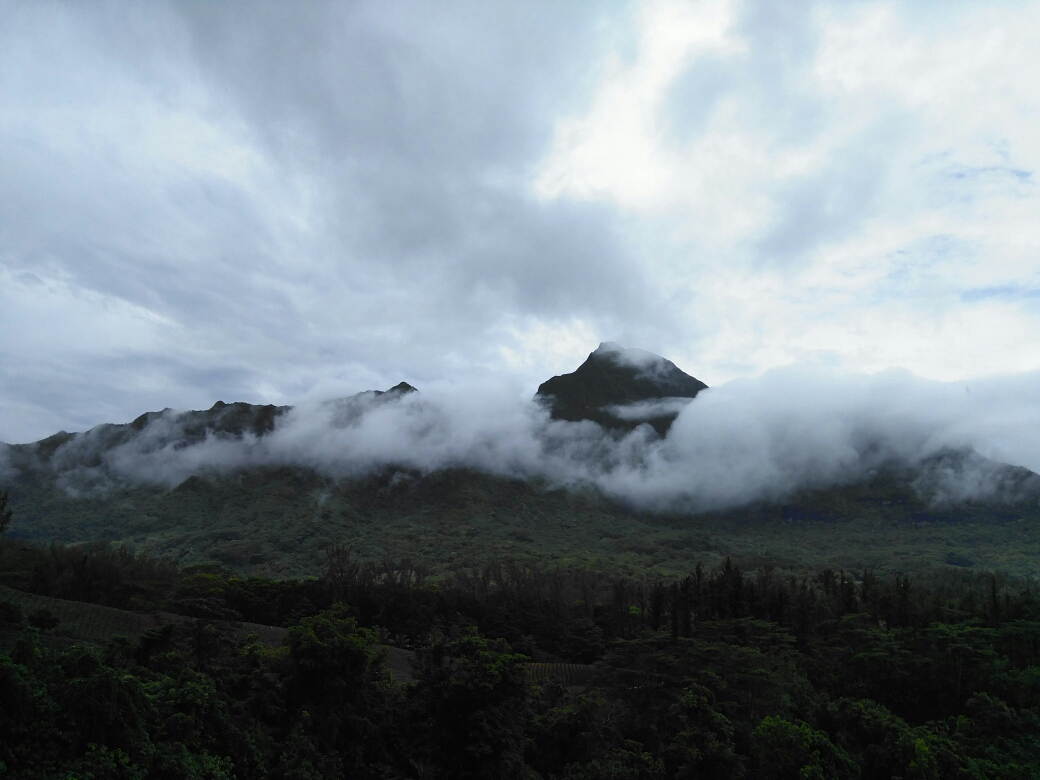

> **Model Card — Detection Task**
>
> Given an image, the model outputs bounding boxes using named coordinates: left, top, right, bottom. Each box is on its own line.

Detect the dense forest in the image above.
left=2, top=526, right=1040, bottom=779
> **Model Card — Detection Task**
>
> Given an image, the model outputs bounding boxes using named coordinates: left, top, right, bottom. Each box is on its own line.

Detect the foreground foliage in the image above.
left=1, top=540, right=1039, bottom=778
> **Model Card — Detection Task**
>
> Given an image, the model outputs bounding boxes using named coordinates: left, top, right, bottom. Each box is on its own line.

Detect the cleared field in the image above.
left=0, top=584, right=286, bottom=651
left=0, top=584, right=157, bottom=643
left=2, top=586, right=612, bottom=687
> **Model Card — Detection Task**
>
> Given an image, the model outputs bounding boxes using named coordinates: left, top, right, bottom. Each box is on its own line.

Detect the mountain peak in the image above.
left=536, top=344, right=707, bottom=434
left=592, top=342, right=681, bottom=373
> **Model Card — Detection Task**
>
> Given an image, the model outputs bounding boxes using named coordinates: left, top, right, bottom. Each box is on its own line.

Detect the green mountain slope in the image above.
left=5, top=462, right=1040, bottom=578
left=3, top=354, right=1040, bottom=578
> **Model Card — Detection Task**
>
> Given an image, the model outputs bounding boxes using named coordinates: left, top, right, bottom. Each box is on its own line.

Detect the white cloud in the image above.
left=534, top=0, right=1040, bottom=387
left=20, top=367, right=1040, bottom=513
left=3, top=0, right=1040, bottom=447
left=535, top=0, right=743, bottom=209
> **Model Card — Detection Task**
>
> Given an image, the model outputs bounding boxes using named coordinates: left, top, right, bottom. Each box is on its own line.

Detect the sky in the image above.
left=3, top=0, right=1040, bottom=445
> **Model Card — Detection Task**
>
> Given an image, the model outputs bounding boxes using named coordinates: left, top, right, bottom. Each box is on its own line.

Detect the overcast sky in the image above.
left=2, top=0, right=1039, bottom=444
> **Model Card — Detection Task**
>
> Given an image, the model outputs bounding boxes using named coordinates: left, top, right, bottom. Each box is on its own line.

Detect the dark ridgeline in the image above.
left=536, top=342, right=708, bottom=434
left=4, top=382, right=417, bottom=470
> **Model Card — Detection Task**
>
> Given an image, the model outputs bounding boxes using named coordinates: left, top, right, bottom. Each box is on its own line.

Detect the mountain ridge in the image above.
left=2, top=346, right=1040, bottom=578
left=4, top=383, right=419, bottom=469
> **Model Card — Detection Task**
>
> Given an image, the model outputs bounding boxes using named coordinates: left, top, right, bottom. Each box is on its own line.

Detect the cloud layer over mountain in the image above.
left=13, top=368, right=1040, bottom=513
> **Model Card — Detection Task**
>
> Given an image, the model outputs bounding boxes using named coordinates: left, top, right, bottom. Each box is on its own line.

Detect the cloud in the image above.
left=0, top=0, right=648, bottom=442
left=21, top=367, right=1040, bottom=513
left=601, top=367, right=1040, bottom=510
left=596, top=341, right=668, bottom=369
left=3, top=0, right=1040, bottom=445
left=537, top=0, right=1040, bottom=384
left=605, top=397, right=694, bottom=421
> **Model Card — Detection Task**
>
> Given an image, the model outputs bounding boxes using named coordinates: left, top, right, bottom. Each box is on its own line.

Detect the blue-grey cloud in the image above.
left=0, top=0, right=649, bottom=442
left=4, top=0, right=1040, bottom=445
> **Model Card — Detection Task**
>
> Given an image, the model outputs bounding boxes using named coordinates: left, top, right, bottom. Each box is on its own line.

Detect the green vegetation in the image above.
left=1, top=537, right=1039, bottom=778
left=6, top=463, right=1040, bottom=582
left=6, top=466, right=1040, bottom=579
left=5, top=335, right=1038, bottom=775
left=4, top=431, right=1040, bottom=778
left=0, top=489, right=11, bottom=535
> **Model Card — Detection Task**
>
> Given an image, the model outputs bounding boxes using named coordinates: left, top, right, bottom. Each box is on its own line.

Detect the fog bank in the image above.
left=9, top=367, right=1040, bottom=511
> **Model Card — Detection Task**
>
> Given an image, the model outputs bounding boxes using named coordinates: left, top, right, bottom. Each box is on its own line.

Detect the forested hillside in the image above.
left=6, top=346, right=1040, bottom=580
left=4, top=348, right=1040, bottom=777
left=2, top=538, right=1039, bottom=778
left=6, top=463, right=1040, bottom=580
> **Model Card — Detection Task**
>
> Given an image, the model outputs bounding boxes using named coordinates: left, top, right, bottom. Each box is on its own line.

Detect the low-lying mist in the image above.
left=7, top=366, right=1040, bottom=512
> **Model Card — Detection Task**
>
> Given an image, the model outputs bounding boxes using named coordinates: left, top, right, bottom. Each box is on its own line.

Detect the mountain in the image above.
left=535, top=342, right=708, bottom=434
left=2, top=351, right=1040, bottom=578
left=21, top=401, right=291, bottom=469
left=323, top=381, right=417, bottom=426
left=4, top=383, right=417, bottom=474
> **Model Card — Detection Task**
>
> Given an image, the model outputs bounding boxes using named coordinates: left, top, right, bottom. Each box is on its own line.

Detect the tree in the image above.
left=409, top=628, right=532, bottom=780
left=666, top=684, right=745, bottom=779
left=751, top=716, right=857, bottom=780
left=0, top=651, right=59, bottom=773
left=562, top=740, right=665, bottom=780
left=280, top=604, right=393, bottom=776
left=0, top=489, right=12, bottom=534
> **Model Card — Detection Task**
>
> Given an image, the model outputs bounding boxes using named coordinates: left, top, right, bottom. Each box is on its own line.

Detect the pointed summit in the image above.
left=386, top=381, right=418, bottom=395
left=535, top=343, right=707, bottom=434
